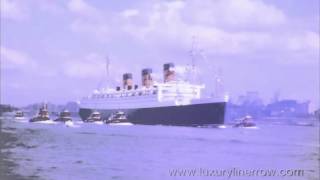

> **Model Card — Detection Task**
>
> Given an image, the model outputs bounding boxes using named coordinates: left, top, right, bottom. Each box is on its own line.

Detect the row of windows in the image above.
left=92, top=90, right=157, bottom=99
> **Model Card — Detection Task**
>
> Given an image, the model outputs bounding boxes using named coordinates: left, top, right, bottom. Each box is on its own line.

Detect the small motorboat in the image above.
left=234, top=115, right=256, bottom=128
left=85, top=111, right=103, bottom=123
left=29, top=104, right=52, bottom=122
left=14, top=110, right=26, bottom=120
left=55, top=109, right=72, bottom=122
left=106, top=111, right=132, bottom=125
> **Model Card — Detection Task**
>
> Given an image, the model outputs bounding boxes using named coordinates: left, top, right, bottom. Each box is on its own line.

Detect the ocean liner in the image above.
left=79, top=62, right=228, bottom=126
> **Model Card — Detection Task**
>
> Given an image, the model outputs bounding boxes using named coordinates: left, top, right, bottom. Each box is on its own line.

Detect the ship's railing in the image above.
left=85, top=88, right=158, bottom=100
left=83, top=81, right=204, bottom=106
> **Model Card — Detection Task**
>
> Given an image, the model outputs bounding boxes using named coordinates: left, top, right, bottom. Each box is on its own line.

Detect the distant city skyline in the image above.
left=1, top=0, right=319, bottom=110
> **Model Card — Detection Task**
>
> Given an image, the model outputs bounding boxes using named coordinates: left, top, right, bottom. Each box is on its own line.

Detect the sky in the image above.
left=0, top=0, right=319, bottom=110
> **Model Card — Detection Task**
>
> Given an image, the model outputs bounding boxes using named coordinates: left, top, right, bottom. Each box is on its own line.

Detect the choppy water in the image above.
left=1, top=114, right=319, bottom=180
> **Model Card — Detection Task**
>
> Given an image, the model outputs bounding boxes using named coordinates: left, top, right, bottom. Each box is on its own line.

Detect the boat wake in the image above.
left=93, top=121, right=104, bottom=125
left=65, top=121, right=80, bottom=128
left=108, top=122, right=133, bottom=126
left=14, top=118, right=28, bottom=123
left=33, top=120, right=57, bottom=124
left=236, top=126, right=259, bottom=130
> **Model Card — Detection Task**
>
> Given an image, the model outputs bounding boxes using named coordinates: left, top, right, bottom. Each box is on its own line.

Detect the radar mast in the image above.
left=96, top=55, right=111, bottom=90
left=187, top=36, right=199, bottom=83
left=105, top=55, right=110, bottom=88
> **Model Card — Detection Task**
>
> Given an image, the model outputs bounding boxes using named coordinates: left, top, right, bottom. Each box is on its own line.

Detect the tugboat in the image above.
left=14, top=110, right=25, bottom=120
left=234, top=115, right=256, bottom=128
left=55, top=109, right=72, bottom=122
left=106, top=111, right=132, bottom=125
left=85, top=111, right=103, bottom=124
left=29, top=104, right=52, bottom=122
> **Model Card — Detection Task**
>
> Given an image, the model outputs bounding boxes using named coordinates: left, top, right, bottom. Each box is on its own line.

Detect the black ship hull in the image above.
left=79, top=102, right=226, bottom=126
left=29, top=117, right=50, bottom=122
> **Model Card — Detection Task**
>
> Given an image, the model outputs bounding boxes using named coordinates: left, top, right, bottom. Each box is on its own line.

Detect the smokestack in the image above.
left=163, top=63, right=175, bottom=82
left=142, top=68, right=153, bottom=88
left=123, top=73, right=133, bottom=89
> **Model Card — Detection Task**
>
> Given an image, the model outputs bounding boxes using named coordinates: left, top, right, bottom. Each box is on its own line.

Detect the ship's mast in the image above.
left=190, top=38, right=225, bottom=98
left=190, top=36, right=196, bottom=73
left=188, top=36, right=198, bottom=83
left=96, top=55, right=111, bottom=90
left=106, top=55, right=110, bottom=88
left=213, top=68, right=225, bottom=98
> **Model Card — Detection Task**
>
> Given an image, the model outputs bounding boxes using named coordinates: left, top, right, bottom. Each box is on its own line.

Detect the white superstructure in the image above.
left=80, top=80, right=228, bottom=110
left=80, top=61, right=229, bottom=111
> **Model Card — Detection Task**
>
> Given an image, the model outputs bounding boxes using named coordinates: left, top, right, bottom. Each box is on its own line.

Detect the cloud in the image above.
left=62, top=53, right=129, bottom=80
left=286, top=31, right=320, bottom=51
left=271, top=31, right=319, bottom=65
left=67, top=0, right=100, bottom=18
left=121, top=9, right=139, bottom=18
left=63, top=0, right=289, bottom=55
left=63, top=0, right=317, bottom=67
left=63, top=53, right=104, bottom=78
left=69, top=19, right=109, bottom=39
left=1, top=0, right=66, bottom=21
left=120, top=0, right=318, bottom=63
left=0, top=0, right=28, bottom=20
left=123, top=0, right=287, bottom=33
left=67, top=0, right=112, bottom=41
left=120, top=1, right=279, bottom=55
left=34, top=0, right=65, bottom=15
left=184, top=0, right=286, bottom=27
left=0, top=46, right=37, bottom=69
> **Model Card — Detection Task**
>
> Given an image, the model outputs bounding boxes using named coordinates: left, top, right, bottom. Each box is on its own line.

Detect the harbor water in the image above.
left=1, top=114, right=319, bottom=180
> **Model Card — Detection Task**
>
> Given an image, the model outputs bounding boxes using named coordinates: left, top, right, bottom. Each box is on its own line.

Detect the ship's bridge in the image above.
left=155, top=81, right=204, bottom=105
